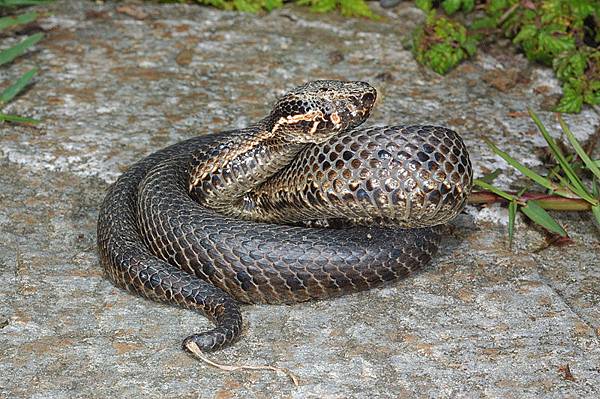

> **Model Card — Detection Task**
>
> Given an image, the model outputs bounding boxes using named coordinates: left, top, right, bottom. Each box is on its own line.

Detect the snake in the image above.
left=97, top=80, right=472, bottom=353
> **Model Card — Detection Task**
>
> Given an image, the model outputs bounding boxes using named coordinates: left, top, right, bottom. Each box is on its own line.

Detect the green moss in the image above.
left=411, top=0, right=600, bottom=112
left=159, top=0, right=279, bottom=12
left=553, top=48, right=599, bottom=113
left=298, top=0, right=374, bottom=18
left=412, top=11, right=476, bottom=75
left=161, top=0, right=373, bottom=16
left=416, top=0, right=474, bottom=15
left=471, top=0, right=599, bottom=112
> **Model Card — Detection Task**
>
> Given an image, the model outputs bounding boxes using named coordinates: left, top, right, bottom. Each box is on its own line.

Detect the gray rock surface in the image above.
left=379, top=0, right=402, bottom=9
left=1, top=1, right=599, bottom=398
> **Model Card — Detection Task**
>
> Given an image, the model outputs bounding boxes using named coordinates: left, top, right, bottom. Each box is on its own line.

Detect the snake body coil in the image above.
left=97, top=81, right=472, bottom=352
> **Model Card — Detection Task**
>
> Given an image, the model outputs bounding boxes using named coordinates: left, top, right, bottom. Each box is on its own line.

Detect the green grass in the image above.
left=0, top=6, right=45, bottom=124
left=471, top=111, right=600, bottom=247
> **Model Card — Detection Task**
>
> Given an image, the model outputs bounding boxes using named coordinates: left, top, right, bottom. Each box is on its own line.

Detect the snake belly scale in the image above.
left=97, top=80, right=473, bottom=352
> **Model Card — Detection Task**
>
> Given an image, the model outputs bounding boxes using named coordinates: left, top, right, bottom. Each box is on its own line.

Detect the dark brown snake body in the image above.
left=97, top=81, right=472, bottom=352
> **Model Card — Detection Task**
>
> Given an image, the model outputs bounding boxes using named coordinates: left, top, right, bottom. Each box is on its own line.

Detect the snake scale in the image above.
left=97, top=80, right=473, bottom=352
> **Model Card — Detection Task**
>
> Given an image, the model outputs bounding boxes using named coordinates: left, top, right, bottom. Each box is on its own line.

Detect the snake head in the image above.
left=268, top=80, right=377, bottom=144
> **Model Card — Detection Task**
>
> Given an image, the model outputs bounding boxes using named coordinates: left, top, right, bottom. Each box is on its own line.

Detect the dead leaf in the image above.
left=116, top=5, right=148, bottom=20
left=176, top=49, right=194, bottom=66
left=558, top=364, right=576, bottom=382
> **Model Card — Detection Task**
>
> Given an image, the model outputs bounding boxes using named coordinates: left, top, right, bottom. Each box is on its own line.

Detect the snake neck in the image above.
left=189, top=119, right=305, bottom=217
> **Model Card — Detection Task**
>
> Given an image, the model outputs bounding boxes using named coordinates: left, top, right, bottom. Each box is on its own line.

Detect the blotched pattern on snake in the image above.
left=97, top=80, right=472, bottom=352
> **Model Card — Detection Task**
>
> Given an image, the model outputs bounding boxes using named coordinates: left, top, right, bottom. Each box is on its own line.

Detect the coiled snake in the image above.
left=97, top=80, right=472, bottom=353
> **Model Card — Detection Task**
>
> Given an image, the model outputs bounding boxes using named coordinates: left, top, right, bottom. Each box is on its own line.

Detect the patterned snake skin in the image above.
left=97, top=81, right=472, bottom=352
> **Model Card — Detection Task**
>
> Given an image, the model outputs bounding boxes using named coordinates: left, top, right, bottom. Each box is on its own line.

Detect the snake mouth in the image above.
left=348, top=105, right=372, bottom=118
left=272, top=109, right=350, bottom=138
left=272, top=110, right=328, bottom=134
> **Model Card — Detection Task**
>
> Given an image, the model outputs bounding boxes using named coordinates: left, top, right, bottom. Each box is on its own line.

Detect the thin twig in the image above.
left=184, top=341, right=300, bottom=387
left=468, top=190, right=592, bottom=211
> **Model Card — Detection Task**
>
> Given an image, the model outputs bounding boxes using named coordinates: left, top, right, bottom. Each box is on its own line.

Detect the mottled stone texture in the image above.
left=1, top=1, right=598, bottom=398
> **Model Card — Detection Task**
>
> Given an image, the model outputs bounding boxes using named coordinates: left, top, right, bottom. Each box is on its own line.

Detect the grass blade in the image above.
left=508, top=200, right=517, bottom=248
left=552, top=172, right=583, bottom=199
left=0, top=11, right=37, bottom=30
left=484, top=138, right=560, bottom=193
left=521, top=200, right=567, bottom=237
left=0, top=112, right=39, bottom=124
left=0, top=67, right=37, bottom=104
left=593, top=205, right=600, bottom=228
left=0, top=0, right=51, bottom=5
left=478, top=168, right=502, bottom=184
left=0, top=32, right=43, bottom=66
left=473, top=179, right=516, bottom=201
left=532, top=196, right=591, bottom=211
left=528, top=109, right=593, bottom=202
left=559, top=116, right=600, bottom=181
